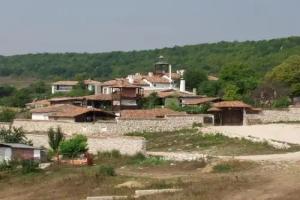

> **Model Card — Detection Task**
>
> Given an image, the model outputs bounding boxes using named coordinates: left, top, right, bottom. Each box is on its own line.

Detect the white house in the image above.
left=51, top=79, right=101, bottom=94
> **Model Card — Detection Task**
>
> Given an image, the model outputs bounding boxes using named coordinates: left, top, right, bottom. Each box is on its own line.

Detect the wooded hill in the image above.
left=1, top=36, right=300, bottom=80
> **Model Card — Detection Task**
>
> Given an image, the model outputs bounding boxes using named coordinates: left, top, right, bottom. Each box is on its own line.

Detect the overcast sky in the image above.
left=1, top=0, right=300, bottom=55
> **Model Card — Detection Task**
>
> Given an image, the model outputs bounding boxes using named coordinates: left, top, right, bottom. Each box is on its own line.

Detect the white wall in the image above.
left=121, top=99, right=137, bottom=106
left=0, top=147, right=12, bottom=162
left=32, top=113, right=49, bottom=121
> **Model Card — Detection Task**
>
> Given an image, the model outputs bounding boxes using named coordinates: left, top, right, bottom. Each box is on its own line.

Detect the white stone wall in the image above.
left=26, top=133, right=145, bottom=155
left=13, top=114, right=210, bottom=136
left=246, top=107, right=300, bottom=124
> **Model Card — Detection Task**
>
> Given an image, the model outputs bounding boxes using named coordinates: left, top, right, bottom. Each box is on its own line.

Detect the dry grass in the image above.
left=126, top=129, right=300, bottom=156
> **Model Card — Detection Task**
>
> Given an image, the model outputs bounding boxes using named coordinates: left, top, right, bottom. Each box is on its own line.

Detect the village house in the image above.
left=0, top=143, right=43, bottom=162
left=125, top=56, right=185, bottom=92
left=30, top=104, right=115, bottom=122
left=98, top=79, right=143, bottom=111
left=51, top=79, right=101, bottom=94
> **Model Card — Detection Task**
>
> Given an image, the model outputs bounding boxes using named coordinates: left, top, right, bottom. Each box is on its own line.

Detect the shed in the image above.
left=208, top=101, right=256, bottom=125
left=0, top=143, right=42, bottom=162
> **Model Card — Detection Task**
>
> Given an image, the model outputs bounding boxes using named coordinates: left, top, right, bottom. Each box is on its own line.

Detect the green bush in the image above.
left=128, top=153, right=165, bottom=166
left=97, top=150, right=121, bottom=159
left=60, top=134, right=88, bottom=158
left=97, top=165, right=116, bottom=176
left=272, top=97, right=291, bottom=108
left=0, top=126, right=32, bottom=145
left=0, top=160, right=18, bottom=171
left=0, top=108, right=16, bottom=123
left=21, top=160, right=39, bottom=174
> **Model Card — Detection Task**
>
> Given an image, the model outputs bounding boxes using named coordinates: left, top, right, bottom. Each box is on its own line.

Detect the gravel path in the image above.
left=202, top=124, right=300, bottom=144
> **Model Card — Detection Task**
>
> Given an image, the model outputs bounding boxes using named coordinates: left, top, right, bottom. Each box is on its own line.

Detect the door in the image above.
left=222, top=109, right=243, bottom=125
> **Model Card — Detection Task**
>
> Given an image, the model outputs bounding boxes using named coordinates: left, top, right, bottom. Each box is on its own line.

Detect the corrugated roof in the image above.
left=0, top=143, right=39, bottom=149
left=120, top=108, right=186, bottom=119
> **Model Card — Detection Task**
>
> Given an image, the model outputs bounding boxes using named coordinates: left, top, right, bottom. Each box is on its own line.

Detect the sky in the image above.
left=1, top=0, right=300, bottom=56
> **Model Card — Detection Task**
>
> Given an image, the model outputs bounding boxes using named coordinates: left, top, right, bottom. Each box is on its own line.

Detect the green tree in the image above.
left=48, top=127, right=65, bottom=161
left=220, top=64, right=259, bottom=96
left=60, top=134, right=88, bottom=158
left=223, top=84, right=242, bottom=100
left=0, top=108, right=16, bottom=123
left=184, top=68, right=208, bottom=91
left=266, top=55, right=300, bottom=97
left=142, top=92, right=161, bottom=108
left=0, top=127, right=32, bottom=145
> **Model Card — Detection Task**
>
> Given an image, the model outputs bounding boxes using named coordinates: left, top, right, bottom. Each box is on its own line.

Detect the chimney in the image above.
left=180, top=79, right=186, bottom=92
left=169, top=64, right=172, bottom=80
left=148, top=72, right=153, bottom=77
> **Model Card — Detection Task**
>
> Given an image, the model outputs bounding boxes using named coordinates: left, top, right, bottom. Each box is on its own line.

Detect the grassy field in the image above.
left=126, top=129, right=300, bottom=156
left=0, top=76, right=39, bottom=88
left=0, top=151, right=259, bottom=200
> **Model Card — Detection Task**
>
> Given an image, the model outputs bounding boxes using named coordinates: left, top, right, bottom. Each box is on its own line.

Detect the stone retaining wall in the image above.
left=13, top=114, right=210, bottom=136
left=246, top=107, right=300, bottom=124
left=26, top=133, right=145, bottom=155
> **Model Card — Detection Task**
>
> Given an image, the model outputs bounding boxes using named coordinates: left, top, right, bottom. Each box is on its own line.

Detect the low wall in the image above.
left=13, top=114, right=210, bottom=136
left=26, top=133, right=145, bottom=155
left=246, top=107, right=300, bottom=124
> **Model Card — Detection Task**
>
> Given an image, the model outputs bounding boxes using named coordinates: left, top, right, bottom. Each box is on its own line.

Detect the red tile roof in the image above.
left=101, top=79, right=140, bottom=88
left=182, top=97, right=221, bottom=105
left=213, top=101, right=252, bottom=108
left=84, top=94, right=112, bottom=101
left=120, top=108, right=186, bottom=119
left=31, top=104, right=114, bottom=118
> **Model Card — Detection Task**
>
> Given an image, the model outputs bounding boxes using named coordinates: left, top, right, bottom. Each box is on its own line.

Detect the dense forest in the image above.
left=1, top=36, right=300, bottom=80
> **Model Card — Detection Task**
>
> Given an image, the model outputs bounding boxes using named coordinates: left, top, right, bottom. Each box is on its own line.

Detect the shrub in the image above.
left=192, top=122, right=203, bottom=128
left=0, top=108, right=16, bottom=123
left=48, top=127, right=64, bottom=160
left=97, top=165, right=116, bottom=176
left=128, top=153, right=165, bottom=166
left=60, top=134, right=88, bottom=158
left=21, top=160, right=39, bottom=174
left=272, top=97, right=291, bottom=108
left=0, top=126, right=32, bottom=145
left=0, top=160, right=19, bottom=171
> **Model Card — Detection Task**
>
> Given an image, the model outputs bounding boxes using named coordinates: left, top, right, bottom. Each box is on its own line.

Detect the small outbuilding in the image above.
left=0, top=143, right=42, bottom=162
left=208, top=101, right=259, bottom=126
left=31, top=104, right=116, bottom=122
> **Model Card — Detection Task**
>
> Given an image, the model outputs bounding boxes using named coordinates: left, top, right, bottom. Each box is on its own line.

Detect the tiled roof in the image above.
left=182, top=97, right=221, bottom=105
left=84, top=79, right=102, bottom=85
left=144, top=89, right=195, bottom=98
left=120, top=108, right=186, bottom=119
left=49, top=97, right=84, bottom=102
left=101, top=79, right=140, bottom=88
left=84, top=94, right=112, bottom=101
left=31, top=104, right=114, bottom=118
left=142, top=75, right=170, bottom=84
left=26, top=99, right=50, bottom=106
left=213, top=101, right=252, bottom=108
